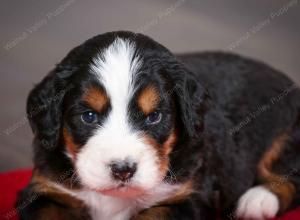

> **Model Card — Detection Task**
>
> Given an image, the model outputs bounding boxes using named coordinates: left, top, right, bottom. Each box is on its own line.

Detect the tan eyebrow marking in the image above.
left=137, top=85, right=160, bottom=114
left=82, top=86, right=109, bottom=112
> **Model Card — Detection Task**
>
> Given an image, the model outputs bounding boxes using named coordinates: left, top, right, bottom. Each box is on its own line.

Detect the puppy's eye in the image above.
left=81, top=111, right=98, bottom=124
left=145, top=111, right=162, bottom=125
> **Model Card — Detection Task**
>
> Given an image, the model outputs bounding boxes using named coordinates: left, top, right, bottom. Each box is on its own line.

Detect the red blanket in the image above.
left=0, top=169, right=299, bottom=220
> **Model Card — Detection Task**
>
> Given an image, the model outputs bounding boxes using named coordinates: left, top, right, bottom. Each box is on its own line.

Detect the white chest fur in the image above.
left=51, top=182, right=182, bottom=220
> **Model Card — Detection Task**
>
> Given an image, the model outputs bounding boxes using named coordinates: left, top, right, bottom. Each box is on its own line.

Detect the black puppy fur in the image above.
left=16, top=31, right=300, bottom=220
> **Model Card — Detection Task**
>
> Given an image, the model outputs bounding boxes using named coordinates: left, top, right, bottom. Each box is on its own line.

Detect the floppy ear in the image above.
left=168, top=63, right=210, bottom=140
left=27, top=69, right=70, bottom=150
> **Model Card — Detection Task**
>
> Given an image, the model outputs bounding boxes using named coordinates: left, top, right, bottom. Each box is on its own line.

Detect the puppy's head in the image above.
left=27, top=31, right=208, bottom=197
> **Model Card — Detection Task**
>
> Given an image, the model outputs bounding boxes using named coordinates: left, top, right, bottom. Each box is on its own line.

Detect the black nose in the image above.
left=110, top=161, right=137, bottom=182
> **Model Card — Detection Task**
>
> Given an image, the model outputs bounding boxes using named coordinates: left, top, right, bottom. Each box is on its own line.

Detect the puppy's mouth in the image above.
left=96, top=184, right=145, bottom=198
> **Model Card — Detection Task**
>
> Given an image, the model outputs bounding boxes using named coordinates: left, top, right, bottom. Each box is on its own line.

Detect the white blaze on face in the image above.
left=76, top=38, right=161, bottom=192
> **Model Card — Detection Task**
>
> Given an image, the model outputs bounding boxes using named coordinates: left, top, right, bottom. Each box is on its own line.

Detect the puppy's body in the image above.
left=17, top=32, right=300, bottom=220
left=179, top=52, right=300, bottom=214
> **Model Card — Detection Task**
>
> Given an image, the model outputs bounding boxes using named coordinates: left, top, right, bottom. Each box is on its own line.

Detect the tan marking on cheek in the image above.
left=63, top=128, right=78, bottom=158
left=160, top=181, right=193, bottom=205
left=162, top=130, right=178, bottom=155
left=30, top=172, right=85, bottom=210
left=143, top=129, right=178, bottom=178
left=159, top=130, right=178, bottom=176
left=83, top=86, right=109, bottom=112
left=258, top=132, right=296, bottom=211
left=137, top=86, right=160, bottom=114
left=32, top=173, right=67, bottom=194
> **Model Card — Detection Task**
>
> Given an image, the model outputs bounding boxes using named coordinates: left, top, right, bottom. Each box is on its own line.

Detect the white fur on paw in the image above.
left=236, top=186, right=279, bottom=220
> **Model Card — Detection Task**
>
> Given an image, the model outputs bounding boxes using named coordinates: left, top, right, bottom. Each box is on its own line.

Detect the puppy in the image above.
left=17, top=31, right=300, bottom=220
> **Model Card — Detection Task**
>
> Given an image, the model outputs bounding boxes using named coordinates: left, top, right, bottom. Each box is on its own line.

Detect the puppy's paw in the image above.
left=235, top=186, right=279, bottom=220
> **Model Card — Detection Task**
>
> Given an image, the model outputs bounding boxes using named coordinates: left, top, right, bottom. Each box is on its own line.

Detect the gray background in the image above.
left=0, top=0, right=299, bottom=171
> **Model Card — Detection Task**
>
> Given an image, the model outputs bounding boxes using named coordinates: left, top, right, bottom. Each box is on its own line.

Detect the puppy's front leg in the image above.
left=17, top=183, right=90, bottom=220
left=18, top=201, right=90, bottom=220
